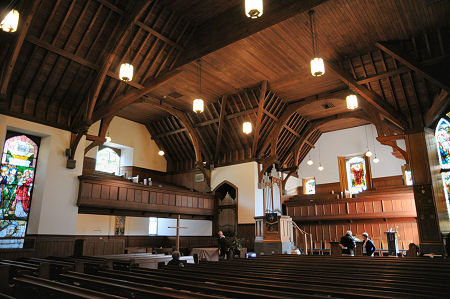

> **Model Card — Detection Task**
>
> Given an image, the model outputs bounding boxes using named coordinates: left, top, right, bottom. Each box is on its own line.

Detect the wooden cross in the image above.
left=168, top=214, right=188, bottom=252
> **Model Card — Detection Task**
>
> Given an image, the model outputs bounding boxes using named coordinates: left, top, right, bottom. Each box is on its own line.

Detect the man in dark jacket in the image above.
left=362, top=232, right=376, bottom=256
left=339, top=230, right=356, bottom=256
left=218, top=230, right=229, bottom=260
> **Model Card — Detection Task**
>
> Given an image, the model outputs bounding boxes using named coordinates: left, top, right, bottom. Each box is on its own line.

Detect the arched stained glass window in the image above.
left=436, top=115, right=450, bottom=202
left=436, top=118, right=450, bottom=170
left=95, top=148, right=120, bottom=174
left=346, top=156, right=367, bottom=194
left=0, top=131, right=41, bottom=249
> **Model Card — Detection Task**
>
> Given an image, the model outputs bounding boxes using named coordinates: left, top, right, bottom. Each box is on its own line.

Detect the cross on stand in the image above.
left=168, top=214, right=188, bottom=252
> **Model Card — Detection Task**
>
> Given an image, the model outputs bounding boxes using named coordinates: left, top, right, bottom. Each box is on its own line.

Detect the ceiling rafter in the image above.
left=375, top=42, right=450, bottom=92
left=252, top=81, right=268, bottom=157
left=0, top=0, right=41, bottom=96
left=326, top=60, right=407, bottom=131
left=84, top=0, right=151, bottom=122
left=214, top=95, right=228, bottom=163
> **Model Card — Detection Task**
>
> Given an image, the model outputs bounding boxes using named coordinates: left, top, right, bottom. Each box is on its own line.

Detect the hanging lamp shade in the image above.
left=307, top=159, right=314, bottom=166
left=365, top=150, right=373, bottom=157
left=346, top=94, right=358, bottom=110
left=158, top=150, right=165, bottom=156
left=318, top=164, right=324, bottom=171
left=310, top=57, right=325, bottom=77
left=373, top=155, right=380, bottom=164
left=193, top=98, right=204, bottom=113
left=245, top=0, right=263, bottom=18
left=0, top=10, right=19, bottom=33
left=119, top=63, right=133, bottom=81
left=243, top=121, right=252, bottom=134
left=105, top=132, right=111, bottom=143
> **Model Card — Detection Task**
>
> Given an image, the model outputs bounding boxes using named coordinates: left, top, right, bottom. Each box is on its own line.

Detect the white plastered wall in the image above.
left=297, top=124, right=405, bottom=186
left=85, top=117, right=166, bottom=171
left=211, top=162, right=261, bottom=224
left=76, top=214, right=212, bottom=236
left=0, top=114, right=83, bottom=235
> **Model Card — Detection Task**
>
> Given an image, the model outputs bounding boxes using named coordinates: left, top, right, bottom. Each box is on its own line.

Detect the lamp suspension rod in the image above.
left=309, top=10, right=317, bottom=57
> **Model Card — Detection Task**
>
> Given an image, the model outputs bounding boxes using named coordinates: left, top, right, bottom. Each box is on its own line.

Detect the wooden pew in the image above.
left=14, top=275, right=126, bottom=299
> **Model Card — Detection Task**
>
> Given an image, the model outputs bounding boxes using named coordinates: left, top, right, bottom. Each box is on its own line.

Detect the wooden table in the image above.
left=190, top=248, right=219, bottom=261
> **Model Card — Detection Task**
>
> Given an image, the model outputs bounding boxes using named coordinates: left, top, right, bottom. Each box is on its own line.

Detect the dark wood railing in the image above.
left=77, top=175, right=215, bottom=216
left=284, top=187, right=416, bottom=221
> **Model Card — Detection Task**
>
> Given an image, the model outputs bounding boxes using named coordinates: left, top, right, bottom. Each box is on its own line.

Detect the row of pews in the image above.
left=1, top=254, right=449, bottom=298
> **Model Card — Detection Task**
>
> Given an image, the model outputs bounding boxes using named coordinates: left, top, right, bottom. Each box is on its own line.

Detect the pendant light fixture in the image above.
left=306, top=153, right=314, bottom=166
left=119, top=63, right=133, bottom=81
left=193, top=60, right=204, bottom=113
left=373, top=155, right=380, bottom=164
left=317, top=140, right=324, bottom=171
left=309, top=10, right=325, bottom=77
left=243, top=121, right=252, bottom=134
left=346, top=94, right=358, bottom=110
left=364, top=125, right=372, bottom=157
left=371, top=126, right=379, bottom=163
left=158, top=150, right=165, bottom=156
left=0, top=9, right=19, bottom=32
left=245, top=0, right=263, bottom=19
left=105, top=132, right=111, bottom=143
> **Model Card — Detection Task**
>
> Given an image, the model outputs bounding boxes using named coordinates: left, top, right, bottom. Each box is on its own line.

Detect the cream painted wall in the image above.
left=297, top=124, right=405, bottom=186
left=86, top=117, right=166, bottom=171
left=76, top=214, right=114, bottom=235
left=157, top=218, right=212, bottom=236
left=0, top=114, right=84, bottom=235
left=211, top=162, right=261, bottom=224
left=76, top=214, right=212, bottom=236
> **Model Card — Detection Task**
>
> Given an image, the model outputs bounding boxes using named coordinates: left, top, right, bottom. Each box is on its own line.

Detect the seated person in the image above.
left=167, top=251, right=184, bottom=268
left=339, top=230, right=356, bottom=256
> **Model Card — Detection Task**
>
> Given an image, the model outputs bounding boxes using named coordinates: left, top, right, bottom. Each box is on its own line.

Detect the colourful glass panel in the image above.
left=442, top=172, right=450, bottom=202
left=305, top=178, right=316, bottom=194
left=405, top=170, right=413, bottom=186
left=436, top=118, right=450, bottom=170
left=0, top=132, right=40, bottom=248
left=347, top=156, right=367, bottom=194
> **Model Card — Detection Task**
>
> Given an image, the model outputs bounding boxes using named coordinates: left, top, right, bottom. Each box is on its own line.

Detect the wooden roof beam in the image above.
left=85, top=1, right=151, bottom=122
left=174, top=0, right=329, bottom=69
left=375, top=42, right=450, bottom=92
left=214, top=95, right=228, bottom=163
left=141, top=98, right=204, bottom=162
left=326, top=60, right=408, bottom=131
left=424, top=89, right=450, bottom=127
left=0, top=0, right=41, bottom=96
left=252, top=81, right=268, bottom=157
left=92, top=70, right=181, bottom=122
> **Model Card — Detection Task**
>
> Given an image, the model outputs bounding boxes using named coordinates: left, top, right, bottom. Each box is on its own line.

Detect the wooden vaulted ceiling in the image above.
left=1, top=0, right=450, bottom=174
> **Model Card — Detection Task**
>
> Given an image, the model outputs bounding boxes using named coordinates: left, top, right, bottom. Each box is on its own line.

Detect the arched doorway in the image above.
left=214, top=181, right=238, bottom=236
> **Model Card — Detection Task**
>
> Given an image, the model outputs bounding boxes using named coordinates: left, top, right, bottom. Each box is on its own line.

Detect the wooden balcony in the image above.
left=284, top=187, right=416, bottom=222
left=77, top=175, right=215, bottom=216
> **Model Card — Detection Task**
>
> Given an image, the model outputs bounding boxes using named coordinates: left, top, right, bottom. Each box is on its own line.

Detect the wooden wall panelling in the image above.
left=77, top=175, right=215, bottom=216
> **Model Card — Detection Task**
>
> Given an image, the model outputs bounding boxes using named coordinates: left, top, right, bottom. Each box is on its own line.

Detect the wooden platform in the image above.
left=99, top=253, right=194, bottom=269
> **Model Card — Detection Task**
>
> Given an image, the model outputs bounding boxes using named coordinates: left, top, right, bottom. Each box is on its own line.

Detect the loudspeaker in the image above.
left=66, top=159, right=76, bottom=169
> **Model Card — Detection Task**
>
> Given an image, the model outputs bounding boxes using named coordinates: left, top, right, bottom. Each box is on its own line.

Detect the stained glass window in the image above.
left=405, top=170, right=413, bottom=186
left=0, top=131, right=40, bottom=249
left=95, top=147, right=120, bottom=174
left=346, top=156, right=367, bottom=194
left=304, top=178, right=316, bottom=194
left=442, top=172, right=450, bottom=202
left=115, top=216, right=125, bottom=235
left=436, top=118, right=450, bottom=170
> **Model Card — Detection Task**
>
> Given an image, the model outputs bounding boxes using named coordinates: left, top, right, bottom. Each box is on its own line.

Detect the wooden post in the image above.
left=168, top=214, right=188, bottom=252
left=304, top=233, right=308, bottom=255
left=405, top=130, right=445, bottom=254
